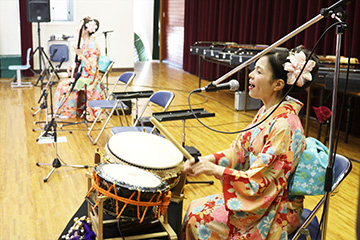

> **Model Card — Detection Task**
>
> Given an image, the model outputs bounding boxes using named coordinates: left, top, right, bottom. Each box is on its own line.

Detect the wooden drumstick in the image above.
left=150, top=116, right=194, bottom=200
left=150, top=117, right=193, bottom=160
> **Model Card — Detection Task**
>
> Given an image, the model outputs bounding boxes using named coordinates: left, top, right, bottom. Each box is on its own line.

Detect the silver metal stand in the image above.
left=321, top=16, right=346, bottom=240
left=103, top=30, right=113, bottom=90
left=36, top=133, right=88, bottom=182
left=32, top=59, right=72, bottom=134
left=36, top=74, right=88, bottom=183
left=31, top=49, right=58, bottom=118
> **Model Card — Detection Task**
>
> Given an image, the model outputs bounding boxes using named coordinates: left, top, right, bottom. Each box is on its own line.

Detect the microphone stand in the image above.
left=30, top=22, right=60, bottom=85
left=103, top=30, right=113, bottom=90
left=32, top=49, right=58, bottom=119
left=192, top=1, right=352, bottom=239
left=32, top=58, right=72, bottom=133
left=103, top=30, right=113, bottom=56
left=36, top=65, right=88, bottom=183
left=321, top=10, right=347, bottom=240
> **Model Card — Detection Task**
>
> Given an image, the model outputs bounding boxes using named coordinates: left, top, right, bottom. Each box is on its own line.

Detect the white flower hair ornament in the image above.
left=283, top=51, right=316, bottom=87
left=85, top=20, right=98, bottom=33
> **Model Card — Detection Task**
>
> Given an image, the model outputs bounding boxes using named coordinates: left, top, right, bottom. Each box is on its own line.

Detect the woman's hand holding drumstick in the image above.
left=149, top=117, right=224, bottom=179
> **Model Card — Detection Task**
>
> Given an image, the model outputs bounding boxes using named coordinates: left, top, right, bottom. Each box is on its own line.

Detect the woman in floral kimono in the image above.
left=54, top=16, right=105, bottom=121
left=181, top=46, right=319, bottom=240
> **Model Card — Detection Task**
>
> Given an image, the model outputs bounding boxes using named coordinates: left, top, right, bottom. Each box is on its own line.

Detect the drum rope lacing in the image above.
left=86, top=166, right=172, bottom=223
left=97, top=148, right=110, bottom=163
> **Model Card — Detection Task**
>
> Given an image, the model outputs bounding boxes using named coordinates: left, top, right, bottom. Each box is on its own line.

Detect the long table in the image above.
left=190, top=42, right=265, bottom=87
left=310, top=67, right=360, bottom=142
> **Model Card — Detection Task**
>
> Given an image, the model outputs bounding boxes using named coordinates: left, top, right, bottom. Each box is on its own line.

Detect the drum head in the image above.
left=107, top=132, right=183, bottom=170
left=95, top=163, right=167, bottom=191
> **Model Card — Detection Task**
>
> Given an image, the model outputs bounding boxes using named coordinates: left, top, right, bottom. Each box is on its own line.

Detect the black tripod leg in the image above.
left=41, top=48, right=61, bottom=81
left=37, top=158, right=88, bottom=183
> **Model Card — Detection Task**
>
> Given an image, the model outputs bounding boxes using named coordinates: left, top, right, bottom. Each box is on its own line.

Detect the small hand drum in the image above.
left=105, top=132, right=184, bottom=188
left=86, top=162, right=171, bottom=223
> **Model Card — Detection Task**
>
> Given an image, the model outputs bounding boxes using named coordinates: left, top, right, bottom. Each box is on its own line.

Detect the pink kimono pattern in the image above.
left=182, top=97, right=306, bottom=240
left=54, top=36, right=106, bottom=121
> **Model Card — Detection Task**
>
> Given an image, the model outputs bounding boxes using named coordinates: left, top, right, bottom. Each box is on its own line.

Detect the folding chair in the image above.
left=97, top=55, right=115, bottom=98
left=9, top=48, right=33, bottom=88
left=289, top=154, right=352, bottom=240
left=111, top=90, right=175, bottom=135
left=87, top=72, right=136, bottom=144
left=59, top=56, right=115, bottom=129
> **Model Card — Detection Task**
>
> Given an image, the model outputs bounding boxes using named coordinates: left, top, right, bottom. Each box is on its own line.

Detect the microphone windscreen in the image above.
left=229, top=79, right=240, bottom=91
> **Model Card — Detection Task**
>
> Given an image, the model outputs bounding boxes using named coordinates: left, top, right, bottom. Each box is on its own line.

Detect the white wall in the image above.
left=0, top=0, right=21, bottom=55
left=0, top=0, right=134, bottom=70
left=133, top=0, right=154, bottom=60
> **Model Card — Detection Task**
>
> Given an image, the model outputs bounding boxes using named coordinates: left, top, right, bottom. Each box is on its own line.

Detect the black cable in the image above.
left=117, top=218, right=125, bottom=240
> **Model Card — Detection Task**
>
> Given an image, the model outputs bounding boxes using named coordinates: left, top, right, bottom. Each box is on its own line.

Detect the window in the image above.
left=50, top=0, right=74, bottom=22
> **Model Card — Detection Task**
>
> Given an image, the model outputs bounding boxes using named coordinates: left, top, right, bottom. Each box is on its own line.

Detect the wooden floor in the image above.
left=0, top=61, right=359, bottom=240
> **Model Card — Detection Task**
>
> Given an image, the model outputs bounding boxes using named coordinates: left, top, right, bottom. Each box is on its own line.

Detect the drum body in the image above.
left=105, top=132, right=184, bottom=188
left=86, top=163, right=170, bottom=222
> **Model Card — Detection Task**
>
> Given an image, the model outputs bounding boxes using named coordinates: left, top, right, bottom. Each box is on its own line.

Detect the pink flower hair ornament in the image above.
left=283, top=51, right=316, bottom=87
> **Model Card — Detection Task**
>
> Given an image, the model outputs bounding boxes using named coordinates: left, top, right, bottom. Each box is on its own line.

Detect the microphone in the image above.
left=103, top=30, right=114, bottom=34
left=194, top=79, right=239, bottom=93
left=69, top=72, right=81, bottom=93
left=62, top=35, right=73, bottom=40
left=56, top=57, right=66, bottom=69
left=50, top=48, right=58, bottom=61
left=320, top=0, right=352, bottom=17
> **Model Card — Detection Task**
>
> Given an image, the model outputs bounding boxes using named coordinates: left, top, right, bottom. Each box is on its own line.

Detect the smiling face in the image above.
left=248, top=56, right=284, bottom=109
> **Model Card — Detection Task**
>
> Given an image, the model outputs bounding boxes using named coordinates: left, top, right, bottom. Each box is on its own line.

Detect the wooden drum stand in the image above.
left=86, top=171, right=178, bottom=240
left=85, top=116, right=197, bottom=240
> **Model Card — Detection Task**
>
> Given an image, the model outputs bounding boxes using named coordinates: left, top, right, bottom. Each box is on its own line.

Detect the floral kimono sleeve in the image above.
left=221, top=119, right=304, bottom=215
left=81, top=40, right=100, bottom=83
left=214, top=135, right=248, bottom=171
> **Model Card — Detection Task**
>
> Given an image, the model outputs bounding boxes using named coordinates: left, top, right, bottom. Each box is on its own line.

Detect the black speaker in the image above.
left=27, top=0, right=50, bottom=22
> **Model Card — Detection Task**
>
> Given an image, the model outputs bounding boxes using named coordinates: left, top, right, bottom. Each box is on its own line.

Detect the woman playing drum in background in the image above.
left=181, top=46, right=319, bottom=239
left=54, top=16, right=106, bottom=121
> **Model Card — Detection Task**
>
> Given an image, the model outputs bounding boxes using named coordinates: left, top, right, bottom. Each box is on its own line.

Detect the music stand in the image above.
left=36, top=70, right=88, bottom=183
left=153, top=108, right=215, bottom=185
left=112, top=90, right=154, bottom=119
